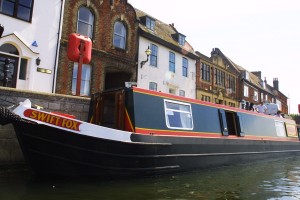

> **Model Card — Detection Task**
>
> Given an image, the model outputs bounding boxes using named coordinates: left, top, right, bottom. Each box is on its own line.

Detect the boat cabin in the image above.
left=89, top=87, right=298, bottom=140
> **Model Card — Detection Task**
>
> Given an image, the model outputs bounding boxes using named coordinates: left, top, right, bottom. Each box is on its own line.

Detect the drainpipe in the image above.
left=52, top=0, right=65, bottom=93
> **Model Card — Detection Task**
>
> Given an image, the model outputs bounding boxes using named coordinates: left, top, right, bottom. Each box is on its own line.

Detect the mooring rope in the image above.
left=0, top=107, right=22, bottom=125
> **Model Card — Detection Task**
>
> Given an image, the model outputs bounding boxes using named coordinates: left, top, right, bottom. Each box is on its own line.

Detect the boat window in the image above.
left=164, top=99, right=193, bottom=130
left=275, top=120, right=286, bottom=137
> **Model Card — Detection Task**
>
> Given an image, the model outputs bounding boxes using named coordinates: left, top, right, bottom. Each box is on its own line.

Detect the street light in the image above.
left=140, top=46, right=152, bottom=68
left=36, top=57, right=41, bottom=66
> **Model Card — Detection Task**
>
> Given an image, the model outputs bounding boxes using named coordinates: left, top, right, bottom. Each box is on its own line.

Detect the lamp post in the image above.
left=140, top=46, right=152, bottom=68
left=36, top=57, right=41, bottom=66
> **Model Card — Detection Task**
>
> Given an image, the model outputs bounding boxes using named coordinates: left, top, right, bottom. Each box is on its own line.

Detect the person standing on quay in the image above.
left=256, top=102, right=267, bottom=114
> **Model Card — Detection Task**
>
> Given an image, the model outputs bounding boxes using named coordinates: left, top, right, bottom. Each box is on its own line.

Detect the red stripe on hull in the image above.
left=135, top=127, right=299, bottom=142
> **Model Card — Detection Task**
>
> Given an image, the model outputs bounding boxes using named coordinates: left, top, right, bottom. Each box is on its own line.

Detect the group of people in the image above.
left=248, top=102, right=283, bottom=117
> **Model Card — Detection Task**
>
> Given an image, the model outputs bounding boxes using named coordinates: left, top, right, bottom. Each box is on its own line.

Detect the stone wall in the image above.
left=0, top=87, right=90, bottom=165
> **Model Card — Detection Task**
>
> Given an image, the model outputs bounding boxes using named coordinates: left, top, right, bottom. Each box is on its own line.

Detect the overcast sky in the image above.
left=128, top=0, right=300, bottom=114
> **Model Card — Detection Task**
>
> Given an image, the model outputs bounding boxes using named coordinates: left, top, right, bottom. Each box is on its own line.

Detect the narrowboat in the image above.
left=1, top=86, right=300, bottom=178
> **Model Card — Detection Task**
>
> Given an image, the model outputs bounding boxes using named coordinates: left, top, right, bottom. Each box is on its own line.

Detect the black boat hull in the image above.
left=13, top=121, right=300, bottom=178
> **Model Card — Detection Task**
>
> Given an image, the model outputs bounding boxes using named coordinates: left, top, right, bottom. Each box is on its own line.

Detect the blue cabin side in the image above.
left=89, top=87, right=298, bottom=141
left=130, top=87, right=298, bottom=140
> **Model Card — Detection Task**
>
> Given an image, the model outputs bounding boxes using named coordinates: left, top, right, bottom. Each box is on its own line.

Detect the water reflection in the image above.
left=1, top=157, right=300, bottom=200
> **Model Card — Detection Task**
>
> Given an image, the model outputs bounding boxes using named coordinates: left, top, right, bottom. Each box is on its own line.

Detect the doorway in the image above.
left=0, top=55, right=19, bottom=88
left=225, top=111, right=238, bottom=135
left=105, top=72, right=131, bottom=90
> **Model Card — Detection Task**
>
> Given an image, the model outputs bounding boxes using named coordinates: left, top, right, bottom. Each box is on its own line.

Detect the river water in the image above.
left=1, top=157, right=300, bottom=200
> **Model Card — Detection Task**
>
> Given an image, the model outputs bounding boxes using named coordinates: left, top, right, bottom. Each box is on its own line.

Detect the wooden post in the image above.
left=76, top=40, right=85, bottom=96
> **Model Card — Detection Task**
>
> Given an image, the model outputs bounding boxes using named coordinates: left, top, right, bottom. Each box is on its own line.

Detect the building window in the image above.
left=19, top=58, right=27, bottom=80
left=276, top=99, right=282, bottom=110
left=261, top=92, right=264, bottom=102
left=215, top=68, right=225, bottom=87
left=169, top=52, right=175, bottom=73
left=0, top=0, right=33, bottom=22
left=182, top=57, right=188, bottom=77
left=201, top=63, right=210, bottom=82
left=244, top=85, right=249, bottom=97
left=150, top=44, right=158, bottom=67
left=169, top=88, right=176, bottom=95
left=179, top=90, right=185, bottom=97
left=164, top=99, right=193, bottom=130
left=227, top=74, right=235, bottom=91
left=178, top=34, right=185, bottom=46
left=149, top=82, right=157, bottom=91
left=201, top=95, right=211, bottom=102
left=77, top=7, right=94, bottom=39
left=265, top=94, right=268, bottom=101
left=72, top=63, right=91, bottom=96
left=229, top=102, right=236, bottom=107
left=146, top=16, right=155, bottom=31
left=113, top=21, right=127, bottom=49
left=253, top=90, right=258, bottom=101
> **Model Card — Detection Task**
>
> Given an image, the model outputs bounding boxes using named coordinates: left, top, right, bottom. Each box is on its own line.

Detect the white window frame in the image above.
left=164, top=99, right=193, bottom=130
left=179, top=90, right=185, bottom=97
left=150, top=44, right=158, bottom=67
left=253, top=90, right=258, bottom=101
left=113, top=21, right=126, bottom=49
left=244, top=85, right=249, bottom=97
left=146, top=17, right=155, bottom=31
left=275, top=120, right=286, bottom=137
left=77, top=7, right=94, bottom=39
left=149, top=82, right=157, bottom=91
left=72, top=63, right=91, bottom=96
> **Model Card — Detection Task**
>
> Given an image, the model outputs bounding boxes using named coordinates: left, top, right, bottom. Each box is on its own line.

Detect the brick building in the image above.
left=56, top=0, right=139, bottom=96
left=230, top=60, right=288, bottom=114
left=196, top=48, right=239, bottom=107
left=195, top=48, right=288, bottom=114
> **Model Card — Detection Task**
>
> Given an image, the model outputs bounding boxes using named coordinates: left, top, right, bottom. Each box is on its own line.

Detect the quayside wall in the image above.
left=0, top=87, right=90, bottom=165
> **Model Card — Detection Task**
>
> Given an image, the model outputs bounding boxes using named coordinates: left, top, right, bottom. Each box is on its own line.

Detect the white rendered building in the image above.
left=135, top=9, right=197, bottom=99
left=0, top=0, right=64, bottom=93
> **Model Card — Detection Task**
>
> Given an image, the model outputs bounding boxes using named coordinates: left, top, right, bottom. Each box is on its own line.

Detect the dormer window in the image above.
left=146, top=16, right=155, bottom=31
left=242, top=71, right=249, bottom=80
left=178, top=34, right=185, bottom=46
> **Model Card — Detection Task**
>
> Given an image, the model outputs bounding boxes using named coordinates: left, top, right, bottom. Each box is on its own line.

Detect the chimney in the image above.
left=262, top=77, right=267, bottom=89
left=211, top=48, right=220, bottom=57
left=273, top=78, right=279, bottom=90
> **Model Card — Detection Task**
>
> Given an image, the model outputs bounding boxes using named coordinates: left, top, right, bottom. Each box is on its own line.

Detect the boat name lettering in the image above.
left=24, top=109, right=81, bottom=131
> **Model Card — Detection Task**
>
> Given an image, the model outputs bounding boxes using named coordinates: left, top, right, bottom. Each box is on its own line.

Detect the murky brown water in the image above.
left=1, top=157, right=300, bottom=200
